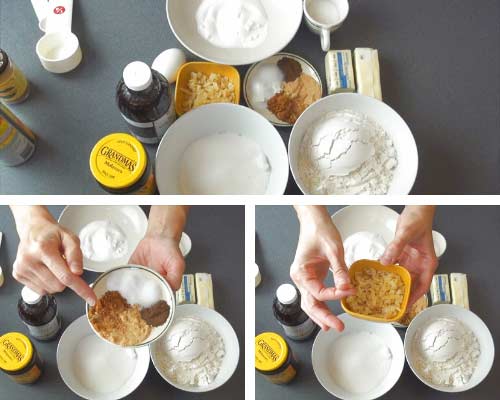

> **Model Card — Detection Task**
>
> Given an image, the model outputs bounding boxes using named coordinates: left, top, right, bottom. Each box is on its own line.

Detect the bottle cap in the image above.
left=276, top=283, right=297, bottom=305
left=123, top=61, right=153, bottom=91
left=21, top=286, right=42, bottom=304
left=0, top=332, right=34, bottom=372
left=255, top=332, right=289, bottom=372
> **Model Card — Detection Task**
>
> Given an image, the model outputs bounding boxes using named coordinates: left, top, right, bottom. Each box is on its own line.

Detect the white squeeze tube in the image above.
left=45, top=0, right=74, bottom=33
left=31, top=0, right=48, bottom=31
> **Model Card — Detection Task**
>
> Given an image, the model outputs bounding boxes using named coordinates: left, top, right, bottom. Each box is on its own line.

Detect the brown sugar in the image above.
left=88, top=291, right=152, bottom=346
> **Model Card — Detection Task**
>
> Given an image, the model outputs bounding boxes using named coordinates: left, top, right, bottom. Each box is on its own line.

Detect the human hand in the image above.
left=380, top=206, right=438, bottom=306
left=12, top=207, right=96, bottom=305
left=129, top=234, right=185, bottom=290
left=291, top=206, right=356, bottom=332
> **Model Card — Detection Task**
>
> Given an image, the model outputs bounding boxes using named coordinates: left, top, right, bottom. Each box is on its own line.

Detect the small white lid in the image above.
left=21, top=286, right=42, bottom=304
left=276, top=283, right=297, bottom=305
left=179, top=232, right=192, bottom=257
left=123, top=61, right=153, bottom=91
left=254, top=263, right=261, bottom=288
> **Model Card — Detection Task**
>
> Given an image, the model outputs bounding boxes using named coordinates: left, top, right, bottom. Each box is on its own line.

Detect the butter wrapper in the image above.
left=450, top=273, right=469, bottom=309
left=195, top=273, right=214, bottom=309
left=325, top=50, right=356, bottom=94
left=176, top=274, right=196, bottom=305
left=354, top=48, right=382, bottom=101
left=430, top=274, right=451, bottom=305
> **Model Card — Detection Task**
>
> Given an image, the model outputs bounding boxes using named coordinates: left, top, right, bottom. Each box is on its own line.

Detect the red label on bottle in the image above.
left=53, top=6, right=66, bottom=14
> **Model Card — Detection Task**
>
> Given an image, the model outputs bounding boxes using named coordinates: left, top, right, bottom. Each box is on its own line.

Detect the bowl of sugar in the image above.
left=86, top=265, right=176, bottom=348
left=150, top=304, right=240, bottom=392
left=156, top=103, right=289, bottom=195
left=57, top=315, right=150, bottom=400
left=312, top=313, right=405, bottom=400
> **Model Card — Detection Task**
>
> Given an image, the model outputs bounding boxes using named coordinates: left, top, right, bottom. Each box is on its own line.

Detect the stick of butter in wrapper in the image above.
left=325, top=50, right=355, bottom=94
left=430, top=274, right=451, bottom=305
left=354, top=48, right=382, bottom=101
left=195, top=273, right=214, bottom=309
left=450, top=273, right=469, bottom=309
left=176, top=274, right=196, bottom=305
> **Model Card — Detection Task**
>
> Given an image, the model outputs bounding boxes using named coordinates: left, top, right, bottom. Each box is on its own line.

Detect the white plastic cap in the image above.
left=276, top=283, right=297, bottom=305
left=21, top=286, right=42, bottom=304
left=123, top=61, right=153, bottom=91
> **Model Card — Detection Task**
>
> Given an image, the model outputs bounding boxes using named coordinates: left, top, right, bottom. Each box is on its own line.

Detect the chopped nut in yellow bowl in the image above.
left=341, top=259, right=411, bottom=323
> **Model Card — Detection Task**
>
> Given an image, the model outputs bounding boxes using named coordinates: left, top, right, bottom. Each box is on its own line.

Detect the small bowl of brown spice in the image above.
left=244, top=52, right=323, bottom=127
left=86, top=265, right=176, bottom=347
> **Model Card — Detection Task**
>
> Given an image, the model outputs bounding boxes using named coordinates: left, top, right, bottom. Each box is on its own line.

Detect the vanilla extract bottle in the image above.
left=273, top=283, right=317, bottom=341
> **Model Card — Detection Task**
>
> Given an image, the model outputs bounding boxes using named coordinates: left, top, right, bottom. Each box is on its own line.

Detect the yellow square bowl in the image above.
left=174, top=62, right=241, bottom=116
left=341, top=259, right=412, bottom=323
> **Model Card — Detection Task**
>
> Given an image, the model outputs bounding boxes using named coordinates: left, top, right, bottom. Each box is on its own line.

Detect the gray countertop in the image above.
left=0, top=0, right=499, bottom=194
left=255, top=205, right=499, bottom=399
left=0, top=205, right=245, bottom=400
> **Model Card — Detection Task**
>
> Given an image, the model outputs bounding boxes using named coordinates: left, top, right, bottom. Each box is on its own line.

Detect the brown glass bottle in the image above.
left=273, top=283, right=317, bottom=341
left=116, top=61, right=175, bottom=144
left=18, top=287, right=61, bottom=341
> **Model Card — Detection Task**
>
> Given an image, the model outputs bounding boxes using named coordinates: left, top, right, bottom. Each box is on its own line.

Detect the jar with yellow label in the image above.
left=0, top=103, right=36, bottom=166
left=89, top=133, right=156, bottom=194
left=0, top=332, right=43, bottom=384
left=0, top=49, right=30, bottom=104
left=255, top=332, right=298, bottom=384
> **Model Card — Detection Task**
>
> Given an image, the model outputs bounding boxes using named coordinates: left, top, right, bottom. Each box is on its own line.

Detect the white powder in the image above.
left=196, top=0, right=268, bottom=49
left=156, top=317, right=225, bottom=387
left=329, top=331, right=393, bottom=394
left=106, top=270, right=163, bottom=308
left=79, top=220, right=128, bottom=262
left=179, top=132, right=271, bottom=195
left=73, top=334, right=137, bottom=394
left=343, top=231, right=387, bottom=267
left=412, top=317, right=480, bottom=387
left=298, top=109, right=398, bottom=195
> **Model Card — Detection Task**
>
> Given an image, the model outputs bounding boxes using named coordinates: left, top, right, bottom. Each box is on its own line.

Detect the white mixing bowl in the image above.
left=166, top=0, right=303, bottom=65
left=156, top=103, right=289, bottom=195
left=289, top=93, right=418, bottom=195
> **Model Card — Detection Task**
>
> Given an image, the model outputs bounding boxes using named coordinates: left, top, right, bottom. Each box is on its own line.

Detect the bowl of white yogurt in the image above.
left=58, top=205, right=148, bottom=273
left=166, top=0, right=303, bottom=65
left=57, top=315, right=150, bottom=400
left=404, top=304, right=494, bottom=392
left=289, top=93, right=418, bottom=195
left=156, top=103, right=289, bottom=195
left=312, top=313, right=405, bottom=400
left=150, top=304, right=240, bottom=392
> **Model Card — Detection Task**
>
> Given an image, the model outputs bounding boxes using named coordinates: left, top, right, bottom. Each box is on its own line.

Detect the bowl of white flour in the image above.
left=405, top=304, right=494, bottom=392
left=166, top=0, right=303, bottom=65
left=150, top=304, right=240, bottom=392
left=58, top=205, right=148, bottom=272
left=156, top=103, right=289, bottom=195
left=289, top=93, right=418, bottom=195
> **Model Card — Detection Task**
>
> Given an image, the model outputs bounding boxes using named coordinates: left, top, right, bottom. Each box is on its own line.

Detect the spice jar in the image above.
left=18, top=286, right=61, bottom=341
left=89, top=133, right=156, bottom=194
left=0, top=49, right=30, bottom=104
left=273, top=283, right=317, bottom=341
left=0, top=332, right=43, bottom=384
left=255, top=332, right=298, bottom=384
left=0, top=103, right=36, bottom=166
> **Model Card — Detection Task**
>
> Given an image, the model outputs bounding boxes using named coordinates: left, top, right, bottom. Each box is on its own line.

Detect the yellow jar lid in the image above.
left=255, top=332, right=288, bottom=372
left=0, top=332, right=34, bottom=372
left=89, top=133, right=147, bottom=190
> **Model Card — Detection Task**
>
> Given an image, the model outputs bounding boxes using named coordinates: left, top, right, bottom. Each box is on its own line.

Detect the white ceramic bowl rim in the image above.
left=85, top=264, right=176, bottom=348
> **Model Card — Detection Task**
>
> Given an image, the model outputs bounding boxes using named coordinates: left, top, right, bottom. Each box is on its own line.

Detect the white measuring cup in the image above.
left=31, top=0, right=48, bottom=31
left=36, top=0, right=82, bottom=73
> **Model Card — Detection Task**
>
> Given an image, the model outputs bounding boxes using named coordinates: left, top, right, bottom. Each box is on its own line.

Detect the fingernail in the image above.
left=88, top=298, right=96, bottom=307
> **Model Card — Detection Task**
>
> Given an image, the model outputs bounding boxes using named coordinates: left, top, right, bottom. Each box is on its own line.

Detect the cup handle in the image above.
left=321, top=28, right=331, bottom=52
left=45, top=0, right=73, bottom=33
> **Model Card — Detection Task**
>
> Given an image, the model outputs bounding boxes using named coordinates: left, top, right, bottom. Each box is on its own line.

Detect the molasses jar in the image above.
left=18, top=286, right=61, bottom=341
left=273, top=283, right=317, bottom=341
left=0, top=332, right=43, bottom=384
left=255, top=332, right=298, bottom=384
left=116, top=61, right=175, bottom=144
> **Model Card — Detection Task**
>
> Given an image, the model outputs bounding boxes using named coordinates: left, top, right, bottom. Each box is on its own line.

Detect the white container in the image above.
left=155, top=103, right=289, bottom=195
